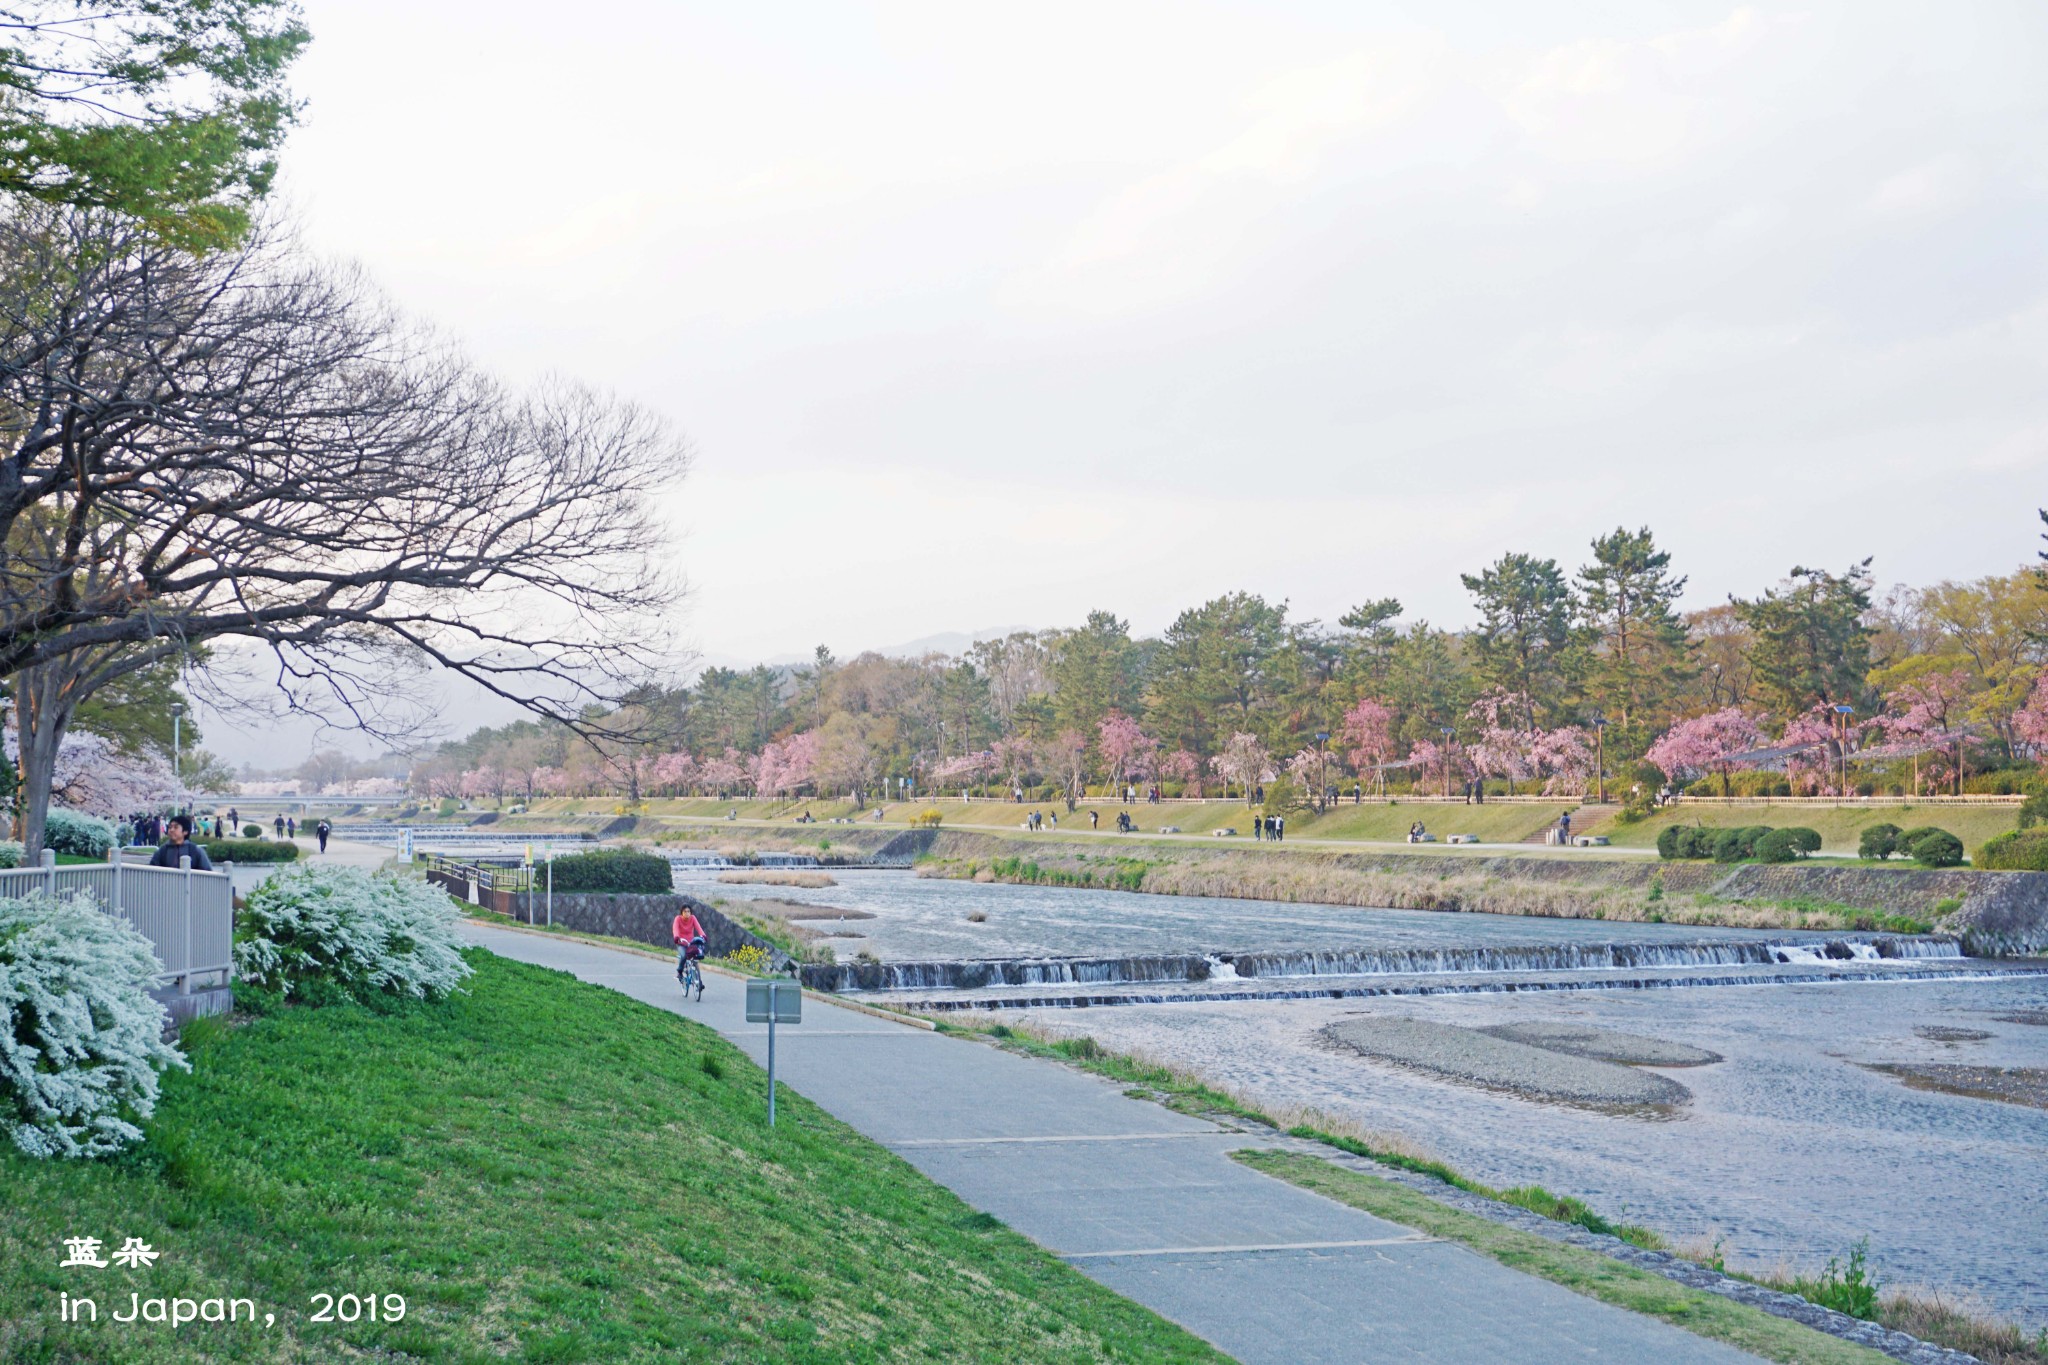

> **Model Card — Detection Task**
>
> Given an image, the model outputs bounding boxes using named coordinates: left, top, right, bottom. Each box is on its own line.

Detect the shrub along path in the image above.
left=463, top=920, right=1769, bottom=1364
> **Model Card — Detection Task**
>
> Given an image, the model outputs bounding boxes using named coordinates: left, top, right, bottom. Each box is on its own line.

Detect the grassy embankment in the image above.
left=516, top=794, right=2017, bottom=860
left=0, top=952, right=1220, bottom=1364
left=932, top=1015, right=2047, bottom=1365
left=915, top=845, right=1942, bottom=935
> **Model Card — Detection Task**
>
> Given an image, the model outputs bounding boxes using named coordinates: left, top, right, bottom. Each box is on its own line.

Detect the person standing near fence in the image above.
left=149, top=816, right=214, bottom=870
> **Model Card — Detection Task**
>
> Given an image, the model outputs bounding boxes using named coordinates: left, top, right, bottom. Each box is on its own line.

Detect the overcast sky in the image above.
left=282, top=0, right=2047, bottom=666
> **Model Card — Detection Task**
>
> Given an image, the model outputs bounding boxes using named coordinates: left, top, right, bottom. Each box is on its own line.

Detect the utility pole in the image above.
left=1314, top=731, right=1329, bottom=813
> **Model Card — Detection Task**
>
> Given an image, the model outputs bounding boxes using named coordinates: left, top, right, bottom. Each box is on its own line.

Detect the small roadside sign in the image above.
left=745, top=979, right=801, bottom=1126
left=746, top=979, right=801, bottom=1023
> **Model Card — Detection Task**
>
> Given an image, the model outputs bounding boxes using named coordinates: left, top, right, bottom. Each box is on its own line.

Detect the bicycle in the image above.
left=677, top=944, right=706, bottom=1002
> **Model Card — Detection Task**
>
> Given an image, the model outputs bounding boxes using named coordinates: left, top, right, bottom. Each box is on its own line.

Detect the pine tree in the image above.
left=1575, top=526, right=1692, bottom=755
left=1461, top=554, right=1574, bottom=729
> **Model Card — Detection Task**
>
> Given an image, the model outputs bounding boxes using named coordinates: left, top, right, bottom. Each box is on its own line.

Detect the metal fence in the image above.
left=0, top=852, right=234, bottom=993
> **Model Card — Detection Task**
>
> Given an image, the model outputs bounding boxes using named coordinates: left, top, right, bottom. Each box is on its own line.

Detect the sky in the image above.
left=275, top=0, right=2048, bottom=671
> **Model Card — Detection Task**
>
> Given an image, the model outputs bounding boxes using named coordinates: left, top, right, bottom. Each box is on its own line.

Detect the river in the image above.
left=675, top=868, right=2048, bottom=1326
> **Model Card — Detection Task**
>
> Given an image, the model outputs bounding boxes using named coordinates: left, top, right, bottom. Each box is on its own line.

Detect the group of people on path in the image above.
left=1024, top=809, right=1059, bottom=831
left=1250, top=814, right=1286, bottom=841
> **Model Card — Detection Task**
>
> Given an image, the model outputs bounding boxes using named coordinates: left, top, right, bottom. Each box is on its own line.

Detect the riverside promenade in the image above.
left=458, top=919, right=1757, bottom=1364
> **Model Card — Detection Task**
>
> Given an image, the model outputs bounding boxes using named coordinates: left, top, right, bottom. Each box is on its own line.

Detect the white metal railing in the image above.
left=0, top=850, right=234, bottom=993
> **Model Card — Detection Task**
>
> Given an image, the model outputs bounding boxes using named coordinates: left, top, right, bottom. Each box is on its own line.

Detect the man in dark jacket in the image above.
left=150, top=816, right=214, bottom=870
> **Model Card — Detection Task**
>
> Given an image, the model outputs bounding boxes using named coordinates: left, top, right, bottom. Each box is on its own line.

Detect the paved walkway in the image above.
left=459, top=921, right=1756, bottom=1364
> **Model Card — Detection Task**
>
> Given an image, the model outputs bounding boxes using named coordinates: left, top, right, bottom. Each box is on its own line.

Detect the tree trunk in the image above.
left=14, top=662, right=78, bottom=862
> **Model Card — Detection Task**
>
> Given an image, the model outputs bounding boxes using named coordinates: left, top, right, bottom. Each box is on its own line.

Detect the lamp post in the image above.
left=1591, top=713, right=1607, bottom=804
left=1709, top=662, right=1723, bottom=707
left=1833, top=704, right=1854, bottom=796
left=169, top=702, right=185, bottom=798
left=1314, top=731, right=1329, bottom=813
left=1440, top=725, right=1455, bottom=799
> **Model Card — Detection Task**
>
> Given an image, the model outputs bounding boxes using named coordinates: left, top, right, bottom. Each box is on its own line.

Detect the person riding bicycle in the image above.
left=672, top=907, right=707, bottom=981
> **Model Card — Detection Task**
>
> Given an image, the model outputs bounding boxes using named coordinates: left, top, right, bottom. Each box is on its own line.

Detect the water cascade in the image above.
left=798, top=936, right=1964, bottom=993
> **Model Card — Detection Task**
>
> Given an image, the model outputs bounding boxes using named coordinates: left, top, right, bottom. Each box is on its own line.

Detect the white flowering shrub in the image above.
left=0, top=840, right=22, bottom=869
left=235, top=865, right=472, bottom=1003
left=44, top=809, right=115, bottom=858
left=0, top=893, right=187, bottom=1159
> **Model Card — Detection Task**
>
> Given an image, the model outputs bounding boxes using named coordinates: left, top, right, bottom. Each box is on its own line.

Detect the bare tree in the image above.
left=0, top=208, right=689, bottom=853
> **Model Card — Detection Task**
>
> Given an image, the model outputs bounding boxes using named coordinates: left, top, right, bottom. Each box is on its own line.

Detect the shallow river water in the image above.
left=677, top=869, right=2048, bottom=1325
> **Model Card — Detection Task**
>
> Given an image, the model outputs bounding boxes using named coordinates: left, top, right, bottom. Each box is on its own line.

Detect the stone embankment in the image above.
left=494, top=891, right=787, bottom=965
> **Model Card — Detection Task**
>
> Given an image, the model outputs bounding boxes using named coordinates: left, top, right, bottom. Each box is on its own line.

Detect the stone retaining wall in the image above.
left=499, top=891, right=787, bottom=965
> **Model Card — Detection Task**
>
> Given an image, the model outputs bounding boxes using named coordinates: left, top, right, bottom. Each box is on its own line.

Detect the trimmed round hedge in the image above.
left=544, top=849, right=673, bottom=894
left=1906, top=830, right=1965, bottom=868
left=199, top=838, right=301, bottom=864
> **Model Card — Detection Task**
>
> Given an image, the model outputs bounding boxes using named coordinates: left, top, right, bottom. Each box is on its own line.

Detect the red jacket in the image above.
left=672, top=912, right=704, bottom=946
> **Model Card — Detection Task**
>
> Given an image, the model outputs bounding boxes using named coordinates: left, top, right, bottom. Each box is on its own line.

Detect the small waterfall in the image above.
left=799, top=937, right=1965, bottom=993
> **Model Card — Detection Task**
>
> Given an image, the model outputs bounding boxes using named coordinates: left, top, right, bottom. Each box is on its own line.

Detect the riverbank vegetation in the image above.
left=918, top=850, right=1938, bottom=936
left=0, top=952, right=1220, bottom=1363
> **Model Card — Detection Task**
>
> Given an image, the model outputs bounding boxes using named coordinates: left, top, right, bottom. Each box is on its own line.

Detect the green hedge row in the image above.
left=546, top=849, right=672, bottom=894
left=199, top=839, right=301, bottom=864
left=1976, top=828, right=2048, bottom=871
left=1854, top=824, right=1965, bottom=868
left=1657, top=825, right=1822, bottom=863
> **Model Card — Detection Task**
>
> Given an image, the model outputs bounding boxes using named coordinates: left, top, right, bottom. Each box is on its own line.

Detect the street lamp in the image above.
left=1440, top=725, right=1455, bottom=799
left=1314, top=731, right=1329, bottom=813
left=169, top=702, right=185, bottom=796
left=1591, top=713, right=1607, bottom=804
left=1832, top=704, right=1855, bottom=796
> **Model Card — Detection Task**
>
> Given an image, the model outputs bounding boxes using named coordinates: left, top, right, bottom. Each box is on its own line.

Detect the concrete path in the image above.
left=224, top=837, right=389, bottom=897
left=459, top=921, right=1757, bottom=1364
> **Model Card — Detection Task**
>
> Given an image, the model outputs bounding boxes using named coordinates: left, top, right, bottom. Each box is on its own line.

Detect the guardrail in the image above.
left=0, top=850, right=234, bottom=993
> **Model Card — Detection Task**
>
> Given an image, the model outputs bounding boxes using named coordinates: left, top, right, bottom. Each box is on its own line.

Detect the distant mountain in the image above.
left=682, top=625, right=1033, bottom=678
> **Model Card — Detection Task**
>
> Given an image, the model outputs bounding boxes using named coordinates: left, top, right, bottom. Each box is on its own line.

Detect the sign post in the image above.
left=745, top=979, right=802, bottom=1126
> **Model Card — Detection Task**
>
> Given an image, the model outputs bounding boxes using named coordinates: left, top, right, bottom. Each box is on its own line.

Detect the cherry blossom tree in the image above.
left=1403, top=738, right=1467, bottom=794
left=1339, top=698, right=1397, bottom=783
left=1052, top=729, right=1090, bottom=811
left=1644, top=708, right=1766, bottom=796
left=2014, top=672, right=2048, bottom=762
left=992, top=735, right=1037, bottom=795
left=1158, top=748, right=1202, bottom=796
left=1210, top=732, right=1274, bottom=806
left=931, top=751, right=997, bottom=793
left=650, top=750, right=696, bottom=797
left=1529, top=726, right=1596, bottom=796
left=1097, top=712, right=1157, bottom=792
left=697, top=751, right=745, bottom=797
left=1878, top=668, right=1979, bottom=794
left=4, top=729, right=178, bottom=819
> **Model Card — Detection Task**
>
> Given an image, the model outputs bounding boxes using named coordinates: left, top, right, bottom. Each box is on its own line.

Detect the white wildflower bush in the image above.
left=0, top=840, right=23, bottom=869
left=235, top=865, right=472, bottom=1004
left=44, top=809, right=115, bottom=858
left=0, top=892, right=187, bottom=1159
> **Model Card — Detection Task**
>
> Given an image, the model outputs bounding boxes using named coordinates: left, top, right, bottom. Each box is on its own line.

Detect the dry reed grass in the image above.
left=717, top=869, right=838, bottom=888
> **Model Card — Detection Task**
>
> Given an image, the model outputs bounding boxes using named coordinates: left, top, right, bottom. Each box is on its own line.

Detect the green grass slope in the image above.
left=0, top=953, right=1221, bottom=1364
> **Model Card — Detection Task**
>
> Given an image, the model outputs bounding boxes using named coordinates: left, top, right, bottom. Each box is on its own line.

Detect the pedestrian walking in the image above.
left=316, top=818, right=331, bottom=853
left=1089, top=809, right=1099, bottom=830
left=1275, top=815, right=1285, bottom=842
left=287, top=816, right=297, bottom=838
left=274, top=814, right=285, bottom=839
left=1558, top=811, right=1572, bottom=845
